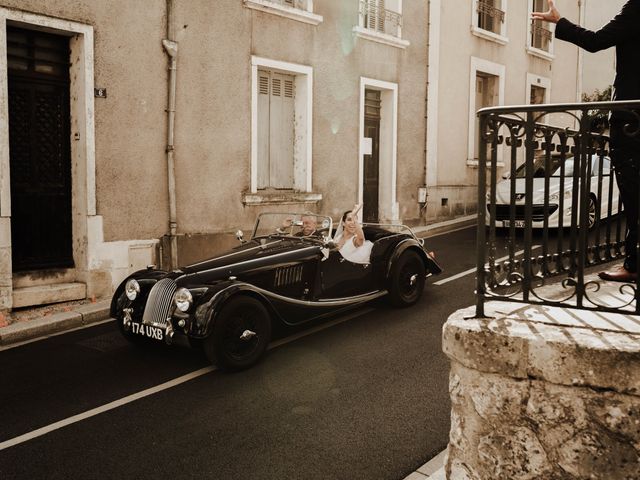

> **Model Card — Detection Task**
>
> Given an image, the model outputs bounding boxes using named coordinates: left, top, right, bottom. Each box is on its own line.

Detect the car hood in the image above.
left=495, top=177, right=573, bottom=204
left=173, top=237, right=322, bottom=285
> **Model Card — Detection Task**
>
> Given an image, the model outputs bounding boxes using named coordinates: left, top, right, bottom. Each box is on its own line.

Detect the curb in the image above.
left=0, top=299, right=112, bottom=347
left=403, top=449, right=447, bottom=479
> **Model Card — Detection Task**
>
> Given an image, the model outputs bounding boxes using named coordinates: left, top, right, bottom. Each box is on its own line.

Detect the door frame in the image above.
left=0, top=8, right=96, bottom=308
left=358, top=77, right=398, bottom=223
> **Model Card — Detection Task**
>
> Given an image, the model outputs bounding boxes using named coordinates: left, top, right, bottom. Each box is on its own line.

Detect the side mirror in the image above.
left=235, top=230, right=245, bottom=243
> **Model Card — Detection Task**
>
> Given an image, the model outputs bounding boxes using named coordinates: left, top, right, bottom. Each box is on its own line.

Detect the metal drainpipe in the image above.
left=163, top=0, right=178, bottom=269
left=576, top=0, right=585, bottom=103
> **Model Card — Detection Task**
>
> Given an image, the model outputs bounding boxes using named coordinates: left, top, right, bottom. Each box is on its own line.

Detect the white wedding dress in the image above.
left=335, top=233, right=373, bottom=264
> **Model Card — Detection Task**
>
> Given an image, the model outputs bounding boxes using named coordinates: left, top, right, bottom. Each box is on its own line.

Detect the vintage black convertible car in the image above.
left=110, top=212, right=442, bottom=370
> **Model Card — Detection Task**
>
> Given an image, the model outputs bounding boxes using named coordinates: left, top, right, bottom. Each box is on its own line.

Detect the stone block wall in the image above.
left=442, top=303, right=640, bottom=480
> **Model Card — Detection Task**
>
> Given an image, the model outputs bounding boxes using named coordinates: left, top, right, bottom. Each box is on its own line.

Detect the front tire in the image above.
left=204, top=296, right=272, bottom=371
left=388, top=250, right=426, bottom=307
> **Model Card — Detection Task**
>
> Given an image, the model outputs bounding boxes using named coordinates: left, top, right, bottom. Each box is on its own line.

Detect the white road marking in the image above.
left=0, top=306, right=374, bottom=451
left=0, top=366, right=215, bottom=451
left=434, top=246, right=542, bottom=285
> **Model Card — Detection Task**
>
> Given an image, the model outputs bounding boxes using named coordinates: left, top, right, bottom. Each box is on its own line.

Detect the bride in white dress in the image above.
left=334, top=205, right=373, bottom=264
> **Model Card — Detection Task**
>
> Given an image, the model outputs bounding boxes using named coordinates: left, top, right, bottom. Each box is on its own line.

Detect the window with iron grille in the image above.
left=243, top=0, right=322, bottom=25
left=272, top=0, right=307, bottom=9
left=359, top=0, right=403, bottom=38
left=471, top=0, right=507, bottom=44
left=477, top=0, right=505, bottom=35
left=529, top=0, right=553, bottom=54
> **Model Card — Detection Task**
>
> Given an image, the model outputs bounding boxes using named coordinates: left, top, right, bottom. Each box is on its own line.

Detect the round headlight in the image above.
left=125, top=279, right=140, bottom=301
left=174, top=288, right=193, bottom=312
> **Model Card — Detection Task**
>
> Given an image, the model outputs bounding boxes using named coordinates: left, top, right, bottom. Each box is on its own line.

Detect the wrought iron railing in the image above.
left=531, top=22, right=552, bottom=51
left=360, top=0, right=403, bottom=37
left=477, top=0, right=505, bottom=33
left=476, top=101, right=640, bottom=317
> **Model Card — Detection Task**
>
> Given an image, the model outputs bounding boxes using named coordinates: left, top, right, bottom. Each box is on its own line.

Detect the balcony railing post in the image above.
left=636, top=144, right=640, bottom=314
left=523, top=112, right=535, bottom=302
left=475, top=113, right=489, bottom=318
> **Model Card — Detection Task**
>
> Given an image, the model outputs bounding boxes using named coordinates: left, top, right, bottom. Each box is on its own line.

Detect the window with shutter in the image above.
left=526, top=0, right=553, bottom=58
left=530, top=0, right=551, bottom=52
left=257, top=69, right=295, bottom=189
left=360, top=0, right=402, bottom=37
left=471, top=0, right=508, bottom=44
left=243, top=1, right=323, bottom=25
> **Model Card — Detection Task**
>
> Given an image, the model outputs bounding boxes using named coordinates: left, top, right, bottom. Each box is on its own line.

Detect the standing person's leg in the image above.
left=613, top=151, right=639, bottom=271
left=599, top=124, right=640, bottom=281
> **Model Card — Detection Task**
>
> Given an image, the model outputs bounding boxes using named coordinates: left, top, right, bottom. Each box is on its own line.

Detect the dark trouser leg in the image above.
left=610, top=127, right=640, bottom=273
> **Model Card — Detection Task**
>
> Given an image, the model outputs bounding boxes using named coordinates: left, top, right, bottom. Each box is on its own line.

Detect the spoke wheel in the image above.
left=587, top=195, right=598, bottom=230
left=205, top=296, right=271, bottom=370
left=388, top=250, right=426, bottom=307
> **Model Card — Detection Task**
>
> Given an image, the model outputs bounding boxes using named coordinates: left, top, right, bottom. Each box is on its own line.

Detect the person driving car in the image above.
left=277, top=213, right=322, bottom=237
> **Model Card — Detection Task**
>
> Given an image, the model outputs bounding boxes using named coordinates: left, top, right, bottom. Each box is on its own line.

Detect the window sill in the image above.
left=526, top=46, right=554, bottom=62
left=471, top=26, right=508, bottom=45
left=467, top=159, right=505, bottom=168
left=243, top=0, right=323, bottom=25
left=242, top=191, right=322, bottom=205
left=352, top=26, right=410, bottom=49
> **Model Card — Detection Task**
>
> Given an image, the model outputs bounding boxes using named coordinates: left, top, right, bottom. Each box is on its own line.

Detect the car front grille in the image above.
left=488, top=204, right=559, bottom=222
left=142, top=278, right=177, bottom=327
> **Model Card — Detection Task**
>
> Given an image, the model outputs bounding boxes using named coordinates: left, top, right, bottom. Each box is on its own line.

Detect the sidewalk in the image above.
left=0, top=297, right=111, bottom=348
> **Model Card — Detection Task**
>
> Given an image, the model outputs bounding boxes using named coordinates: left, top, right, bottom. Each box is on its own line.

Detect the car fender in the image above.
left=190, top=282, right=277, bottom=339
left=386, top=239, right=442, bottom=280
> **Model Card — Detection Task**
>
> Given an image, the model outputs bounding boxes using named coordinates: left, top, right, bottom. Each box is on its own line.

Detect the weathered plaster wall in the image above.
left=0, top=0, right=429, bottom=297
left=443, top=303, right=640, bottom=479
left=173, top=0, right=428, bottom=233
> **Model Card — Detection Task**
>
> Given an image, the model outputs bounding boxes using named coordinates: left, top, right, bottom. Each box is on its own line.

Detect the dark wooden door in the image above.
left=363, top=89, right=381, bottom=223
left=7, top=27, right=73, bottom=271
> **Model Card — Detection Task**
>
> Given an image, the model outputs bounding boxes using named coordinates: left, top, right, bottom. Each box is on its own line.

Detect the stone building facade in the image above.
left=0, top=0, right=429, bottom=309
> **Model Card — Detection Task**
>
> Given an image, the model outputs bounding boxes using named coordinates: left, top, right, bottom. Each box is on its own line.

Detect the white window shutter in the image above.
left=269, top=72, right=295, bottom=189
left=257, top=70, right=270, bottom=189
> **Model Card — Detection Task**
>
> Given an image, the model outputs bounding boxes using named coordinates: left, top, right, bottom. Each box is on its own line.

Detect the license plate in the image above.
left=131, top=322, right=164, bottom=341
left=502, top=220, right=525, bottom=228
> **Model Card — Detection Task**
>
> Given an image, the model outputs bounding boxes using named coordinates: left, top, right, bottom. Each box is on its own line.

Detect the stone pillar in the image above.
left=442, top=302, right=640, bottom=480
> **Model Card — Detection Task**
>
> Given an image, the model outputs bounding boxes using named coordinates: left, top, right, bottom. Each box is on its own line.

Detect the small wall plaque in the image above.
left=94, top=88, right=107, bottom=98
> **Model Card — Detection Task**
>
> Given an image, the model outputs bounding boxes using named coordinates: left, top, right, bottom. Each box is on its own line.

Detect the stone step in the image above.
left=12, top=283, right=87, bottom=309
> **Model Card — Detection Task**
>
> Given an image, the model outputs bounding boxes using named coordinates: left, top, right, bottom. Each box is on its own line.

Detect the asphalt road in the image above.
left=0, top=225, right=479, bottom=480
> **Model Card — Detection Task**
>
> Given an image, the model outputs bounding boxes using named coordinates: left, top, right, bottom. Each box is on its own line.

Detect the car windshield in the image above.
left=512, top=155, right=609, bottom=178
left=252, top=212, right=333, bottom=240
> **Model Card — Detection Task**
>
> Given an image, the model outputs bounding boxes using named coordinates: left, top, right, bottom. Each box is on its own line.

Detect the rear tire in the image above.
left=204, top=296, right=271, bottom=371
left=388, top=250, right=426, bottom=307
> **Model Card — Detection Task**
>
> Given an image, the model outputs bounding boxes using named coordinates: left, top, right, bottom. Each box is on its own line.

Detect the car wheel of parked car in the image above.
left=205, top=296, right=272, bottom=370
left=388, top=250, right=426, bottom=307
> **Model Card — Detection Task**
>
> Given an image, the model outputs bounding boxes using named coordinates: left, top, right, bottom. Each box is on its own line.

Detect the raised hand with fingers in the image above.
left=531, top=0, right=561, bottom=24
